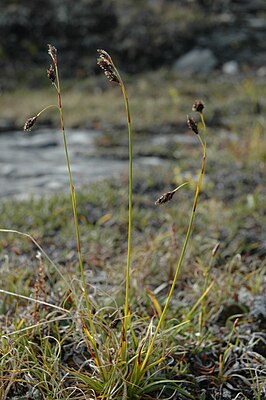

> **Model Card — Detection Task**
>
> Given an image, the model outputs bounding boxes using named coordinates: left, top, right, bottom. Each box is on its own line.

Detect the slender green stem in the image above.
left=36, top=104, right=59, bottom=117
left=120, top=82, right=133, bottom=361
left=98, top=53, right=133, bottom=361
left=173, top=181, right=190, bottom=193
left=186, top=280, right=214, bottom=321
left=53, top=63, right=105, bottom=377
left=54, top=65, right=88, bottom=312
left=200, top=112, right=207, bottom=148
left=140, top=112, right=207, bottom=375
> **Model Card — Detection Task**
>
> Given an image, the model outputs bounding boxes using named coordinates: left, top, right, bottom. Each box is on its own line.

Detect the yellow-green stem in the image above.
left=54, top=63, right=105, bottom=377
left=106, top=58, right=133, bottom=361
left=140, top=112, right=207, bottom=375
left=36, top=104, right=59, bottom=117
left=120, top=82, right=133, bottom=361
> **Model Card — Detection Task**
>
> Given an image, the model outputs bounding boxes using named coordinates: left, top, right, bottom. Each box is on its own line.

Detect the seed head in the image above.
left=97, top=49, right=120, bottom=85
left=155, top=190, right=176, bottom=205
left=110, top=318, right=120, bottom=329
left=97, top=49, right=113, bottom=64
left=187, top=115, right=199, bottom=134
left=47, top=65, right=56, bottom=83
left=48, top=44, right=57, bottom=65
left=192, top=100, right=205, bottom=113
left=23, top=116, right=38, bottom=132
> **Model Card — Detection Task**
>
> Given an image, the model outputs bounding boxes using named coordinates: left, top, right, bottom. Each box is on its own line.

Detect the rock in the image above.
left=0, top=129, right=171, bottom=198
left=257, top=66, right=266, bottom=77
left=173, top=48, right=218, bottom=76
left=222, top=60, right=239, bottom=75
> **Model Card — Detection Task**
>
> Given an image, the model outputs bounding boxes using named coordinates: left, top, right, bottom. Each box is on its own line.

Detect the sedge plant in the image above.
left=97, top=51, right=209, bottom=397
left=97, top=49, right=133, bottom=362
left=0, top=42, right=264, bottom=399
left=124, top=102, right=208, bottom=393
left=23, top=45, right=104, bottom=378
left=16, top=47, right=210, bottom=398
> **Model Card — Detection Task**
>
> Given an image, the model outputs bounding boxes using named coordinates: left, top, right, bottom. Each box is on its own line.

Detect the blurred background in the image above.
left=0, top=3, right=265, bottom=397
left=0, top=0, right=265, bottom=198
left=1, top=0, right=266, bottom=86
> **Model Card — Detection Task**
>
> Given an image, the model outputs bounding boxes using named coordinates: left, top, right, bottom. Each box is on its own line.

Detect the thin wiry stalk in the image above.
left=4, top=316, right=73, bottom=336
left=0, top=228, right=67, bottom=286
left=186, top=280, right=215, bottom=321
left=97, top=50, right=133, bottom=361
left=140, top=111, right=207, bottom=376
left=36, top=104, right=59, bottom=116
left=53, top=63, right=91, bottom=318
left=0, top=289, right=70, bottom=313
left=51, top=52, right=105, bottom=379
left=120, top=82, right=133, bottom=361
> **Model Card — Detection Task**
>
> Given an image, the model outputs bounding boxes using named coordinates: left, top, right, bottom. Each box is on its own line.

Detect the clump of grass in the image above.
left=3, top=45, right=208, bottom=399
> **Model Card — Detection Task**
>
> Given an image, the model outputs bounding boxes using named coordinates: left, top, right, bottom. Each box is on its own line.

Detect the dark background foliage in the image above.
left=0, top=0, right=265, bottom=83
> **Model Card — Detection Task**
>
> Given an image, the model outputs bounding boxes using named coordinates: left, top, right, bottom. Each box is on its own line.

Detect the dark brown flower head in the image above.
left=110, top=318, right=121, bottom=329
left=97, top=49, right=113, bottom=64
left=48, top=44, right=57, bottom=65
left=47, top=65, right=56, bottom=83
left=155, top=189, right=176, bottom=205
left=97, top=49, right=120, bottom=85
left=187, top=115, right=199, bottom=134
left=23, top=116, right=38, bottom=132
left=192, top=100, right=205, bottom=113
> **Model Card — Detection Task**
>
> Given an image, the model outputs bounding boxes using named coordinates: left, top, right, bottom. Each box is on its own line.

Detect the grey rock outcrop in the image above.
left=173, top=48, right=218, bottom=76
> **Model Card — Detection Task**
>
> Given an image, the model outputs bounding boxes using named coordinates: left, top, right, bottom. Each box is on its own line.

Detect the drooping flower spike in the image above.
left=48, top=44, right=57, bottom=66
left=97, top=49, right=120, bottom=85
